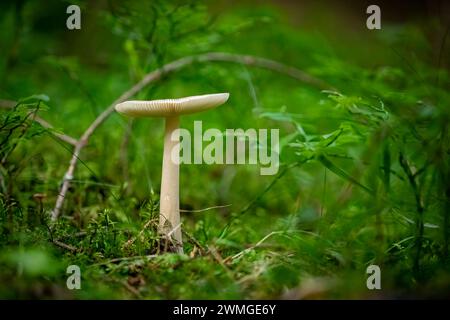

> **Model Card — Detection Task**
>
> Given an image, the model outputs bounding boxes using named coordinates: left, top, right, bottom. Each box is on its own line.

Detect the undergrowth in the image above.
left=0, top=0, right=449, bottom=299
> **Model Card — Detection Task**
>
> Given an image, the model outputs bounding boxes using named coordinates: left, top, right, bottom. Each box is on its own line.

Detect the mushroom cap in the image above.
left=115, top=93, right=229, bottom=117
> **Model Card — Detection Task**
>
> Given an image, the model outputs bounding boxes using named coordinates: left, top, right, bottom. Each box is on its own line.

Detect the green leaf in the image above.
left=317, top=154, right=372, bottom=194
left=18, top=94, right=50, bottom=103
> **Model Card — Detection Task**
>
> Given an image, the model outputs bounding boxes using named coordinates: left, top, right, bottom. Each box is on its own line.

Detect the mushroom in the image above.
left=115, top=93, right=229, bottom=254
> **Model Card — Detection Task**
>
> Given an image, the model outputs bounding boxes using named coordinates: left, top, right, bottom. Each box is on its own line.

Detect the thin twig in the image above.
left=52, top=239, right=79, bottom=252
left=34, top=115, right=78, bottom=146
left=226, top=231, right=285, bottom=262
left=399, top=152, right=425, bottom=276
left=122, top=218, right=158, bottom=249
left=121, top=280, right=142, bottom=298
left=207, top=245, right=234, bottom=278
left=197, top=52, right=332, bottom=90
left=0, top=99, right=78, bottom=146
left=182, top=229, right=207, bottom=254
left=180, top=204, right=232, bottom=213
left=91, top=254, right=158, bottom=267
left=51, top=52, right=332, bottom=220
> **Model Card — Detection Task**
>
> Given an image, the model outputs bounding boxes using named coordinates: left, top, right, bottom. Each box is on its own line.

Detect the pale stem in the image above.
left=159, top=115, right=183, bottom=253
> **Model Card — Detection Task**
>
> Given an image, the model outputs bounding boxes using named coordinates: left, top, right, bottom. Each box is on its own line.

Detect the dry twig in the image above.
left=0, top=99, right=78, bottom=146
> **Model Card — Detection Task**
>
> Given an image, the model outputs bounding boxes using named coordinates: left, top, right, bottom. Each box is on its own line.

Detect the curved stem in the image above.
left=159, top=116, right=182, bottom=253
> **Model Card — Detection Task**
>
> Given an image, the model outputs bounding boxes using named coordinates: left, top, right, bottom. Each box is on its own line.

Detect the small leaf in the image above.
left=18, top=94, right=50, bottom=103
left=317, top=154, right=372, bottom=194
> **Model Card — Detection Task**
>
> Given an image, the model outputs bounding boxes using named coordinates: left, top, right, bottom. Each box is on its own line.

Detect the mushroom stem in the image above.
left=159, top=115, right=183, bottom=253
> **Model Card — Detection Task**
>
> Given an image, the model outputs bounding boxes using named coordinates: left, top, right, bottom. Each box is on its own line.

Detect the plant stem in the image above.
left=159, top=116, right=182, bottom=253
left=399, top=152, right=424, bottom=277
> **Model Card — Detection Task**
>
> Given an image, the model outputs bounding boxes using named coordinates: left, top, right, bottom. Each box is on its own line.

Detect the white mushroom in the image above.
left=115, top=93, right=229, bottom=253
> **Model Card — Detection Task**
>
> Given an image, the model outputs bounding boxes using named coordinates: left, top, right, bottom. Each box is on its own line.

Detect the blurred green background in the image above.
left=0, top=0, right=449, bottom=299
